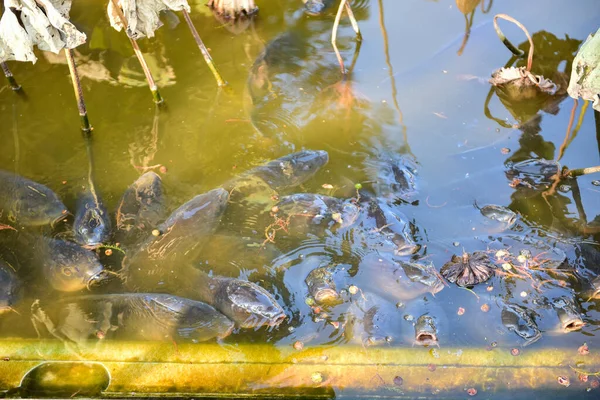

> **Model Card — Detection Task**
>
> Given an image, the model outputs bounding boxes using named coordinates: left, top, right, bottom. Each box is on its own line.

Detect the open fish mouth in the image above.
left=415, top=331, right=438, bottom=346
left=51, top=211, right=70, bottom=228
left=314, top=288, right=340, bottom=304
left=395, top=243, right=420, bottom=257
left=561, top=318, right=585, bottom=332
left=86, top=270, right=116, bottom=289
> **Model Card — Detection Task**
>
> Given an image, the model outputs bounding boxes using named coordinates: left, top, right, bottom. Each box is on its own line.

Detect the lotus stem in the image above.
left=493, top=14, right=534, bottom=71
left=595, top=109, right=600, bottom=158
left=181, top=9, right=227, bottom=87
left=64, top=49, right=92, bottom=133
left=480, top=0, right=493, bottom=13
left=457, top=11, right=475, bottom=56
left=344, top=1, right=362, bottom=41
left=565, top=165, right=600, bottom=178
left=1, top=62, right=21, bottom=91
left=331, top=0, right=347, bottom=75
left=108, top=0, right=164, bottom=104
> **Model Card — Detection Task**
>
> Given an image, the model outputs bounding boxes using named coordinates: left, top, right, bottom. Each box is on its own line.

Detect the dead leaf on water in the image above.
left=108, top=0, right=191, bottom=39
left=0, top=0, right=86, bottom=63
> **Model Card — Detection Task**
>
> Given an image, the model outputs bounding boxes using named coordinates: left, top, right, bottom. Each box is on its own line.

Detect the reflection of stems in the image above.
left=556, top=98, right=578, bottom=162
left=570, top=178, right=587, bottom=225
left=109, top=0, right=164, bottom=104
left=377, top=0, right=409, bottom=148
left=182, top=9, right=227, bottom=87
left=457, top=11, right=475, bottom=56
left=567, top=99, right=589, bottom=148
left=493, top=14, right=533, bottom=71
left=1, top=62, right=21, bottom=91
left=65, top=49, right=93, bottom=133
left=566, top=165, right=600, bottom=178
left=332, top=0, right=362, bottom=76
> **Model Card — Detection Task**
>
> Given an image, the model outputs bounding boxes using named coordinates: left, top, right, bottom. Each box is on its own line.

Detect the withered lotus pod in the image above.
left=440, top=251, right=495, bottom=287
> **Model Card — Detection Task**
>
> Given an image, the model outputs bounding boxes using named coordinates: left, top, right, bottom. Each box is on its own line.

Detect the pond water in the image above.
left=1, top=0, right=600, bottom=397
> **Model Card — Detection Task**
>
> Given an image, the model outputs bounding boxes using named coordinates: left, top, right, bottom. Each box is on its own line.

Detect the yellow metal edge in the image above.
left=0, top=340, right=598, bottom=397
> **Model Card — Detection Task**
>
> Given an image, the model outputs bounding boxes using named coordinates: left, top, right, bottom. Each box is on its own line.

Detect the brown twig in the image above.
left=64, top=49, right=92, bottom=133
left=493, top=14, right=534, bottom=71
left=331, top=0, right=362, bottom=76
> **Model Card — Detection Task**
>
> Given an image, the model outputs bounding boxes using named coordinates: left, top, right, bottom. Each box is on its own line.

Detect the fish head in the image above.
left=74, top=204, right=111, bottom=247
left=44, top=240, right=113, bottom=292
left=414, top=315, right=438, bottom=346
left=264, top=150, right=329, bottom=189
left=303, top=0, right=330, bottom=15
left=15, top=190, right=68, bottom=227
left=306, top=267, right=340, bottom=305
left=218, top=279, right=286, bottom=329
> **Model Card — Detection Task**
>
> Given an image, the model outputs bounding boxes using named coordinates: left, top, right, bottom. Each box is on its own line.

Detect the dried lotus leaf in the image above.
left=208, top=0, right=258, bottom=19
left=567, top=28, right=600, bottom=111
left=0, top=0, right=86, bottom=63
left=107, top=0, right=190, bottom=40
left=490, top=66, right=558, bottom=96
left=440, top=251, right=495, bottom=287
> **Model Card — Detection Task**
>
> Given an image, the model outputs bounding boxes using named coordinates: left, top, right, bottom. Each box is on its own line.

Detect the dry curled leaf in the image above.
left=0, top=0, right=86, bottom=63
left=440, top=251, right=495, bottom=287
left=208, top=0, right=258, bottom=19
left=490, top=66, right=559, bottom=96
left=107, top=0, right=191, bottom=39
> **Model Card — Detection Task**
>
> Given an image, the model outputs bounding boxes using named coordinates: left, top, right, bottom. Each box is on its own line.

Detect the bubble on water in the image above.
left=592, top=180, right=600, bottom=187
left=558, top=185, right=571, bottom=193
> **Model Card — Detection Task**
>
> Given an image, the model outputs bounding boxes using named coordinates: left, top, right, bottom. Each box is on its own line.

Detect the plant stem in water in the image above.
left=343, top=1, right=362, bottom=41
left=64, top=49, right=92, bottom=133
left=109, top=0, right=164, bottom=104
left=566, top=165, right=600, bottom=178
left=493, top=14, right=533, bottom=71
left=1, top=62, right=21, bottom=91
left=182, top=9, right=227, bottom=87
left=331, top=0, right=347, bottom=75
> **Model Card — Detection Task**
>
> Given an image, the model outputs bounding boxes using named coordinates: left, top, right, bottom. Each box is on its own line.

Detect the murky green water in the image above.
left=1, top=0, right=600, bottom=396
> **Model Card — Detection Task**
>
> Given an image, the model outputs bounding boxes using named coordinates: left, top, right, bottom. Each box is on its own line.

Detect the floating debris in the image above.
left=467, top=387, right=477, bottom=396
left=457, top=307, right=466, bottom=316
left=557, top=376, right=570, bottom=387
left=579, top=343, right=590, bottom=356
left=393, top=376, right=403, bottom=386
left=440, top=252, right=495, bottom=287
left=511, top=348, right=521, bottom=356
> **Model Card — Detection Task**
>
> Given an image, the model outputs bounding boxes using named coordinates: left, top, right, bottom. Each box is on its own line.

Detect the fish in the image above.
left=0, top=259, right=21, bottom=314
left=115, top=172, right=167, bottom=247
left=208, top=276, right=286, bottom=329
left=302, top=0, right=334, bottom=15
left=0, top=169, right=68, bottom=227
left=359, top=253, right=444, bottom=302
left=128, top=188, right=229, bottom=267
left=414, top=314, right=439, bottom=347
left=362, top=306, right=393, bottom=347
left=501, top=304, right=542, bottom=346
left=226, top=150, right=329, bottom=194
left=552, top=296, right=584, bottom=332
left=364, top=199, right=420, bottom=256
left=305, top=266, right=340, bottom=305
left=474, top=201, right=518, bottom=228
left=38, top=237, right=114, bottom=292
left=30, top=294, right=234, bottom=347
left=274, top=193, right=360, bottom=237
left=363, top=154, right=418, bottom=203
left=73, top=188, right=112, bottom=248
